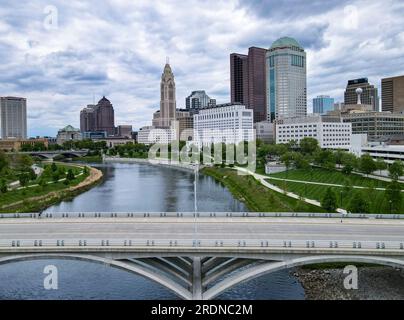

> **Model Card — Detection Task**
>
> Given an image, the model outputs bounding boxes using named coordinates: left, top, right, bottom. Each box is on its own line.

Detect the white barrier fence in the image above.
left=1, top=212, right=404, bottom=220
left=1, top=239, right=403, bottom=251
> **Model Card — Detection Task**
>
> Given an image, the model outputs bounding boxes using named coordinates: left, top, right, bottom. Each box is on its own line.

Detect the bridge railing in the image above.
left=0, top=239, right=403, bottom=251
left=2, top=212, right=404, bottom=220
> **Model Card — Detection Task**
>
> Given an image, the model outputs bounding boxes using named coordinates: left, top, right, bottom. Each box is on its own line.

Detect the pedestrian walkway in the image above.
left=235, top=167, right=347, bottom=214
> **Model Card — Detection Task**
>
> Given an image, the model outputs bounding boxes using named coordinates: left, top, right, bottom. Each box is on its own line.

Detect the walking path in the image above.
left=263, top=175, right=404, bottom=192
left=236, top=167, right=348, bottom=214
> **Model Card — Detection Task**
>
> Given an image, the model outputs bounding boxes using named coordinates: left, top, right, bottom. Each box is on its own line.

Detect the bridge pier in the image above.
left=192, top=257, right=202, bottom=300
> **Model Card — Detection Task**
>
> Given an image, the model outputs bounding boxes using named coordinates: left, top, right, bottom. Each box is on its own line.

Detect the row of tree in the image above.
left=321, top=180, right=402, bottom=214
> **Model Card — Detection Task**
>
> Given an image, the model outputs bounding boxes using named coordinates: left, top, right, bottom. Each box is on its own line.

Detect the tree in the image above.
left=66, top=169, right=75, bottom=181
left=38, top=178, right=47, bottom=189
left=293, top=153, right=310, bottom=170
left=0, top=179, right=7, bottom=194
left=347, top=192, right=370, bottom=213
left=385, top=181, right=402, bottom=213
left=280, top=152, right=295, bottom=176
left=321, top=187, right=337, bottom=212
left=0, top=151, right=9, bottom=172
left=359, top=154, right=376, bottom=176
left=376, top=158, right=387, bottom=175
left=341, top=152, right=358, bottom=174
left=18, top=173, right=30, bottom=187
left=388, top=160, right=404, bottom=181
left=15, top=154, right=33, bottom=170
left=299, top=137, right=319, bottom=155
left=52, top=172, right=60, bottom=183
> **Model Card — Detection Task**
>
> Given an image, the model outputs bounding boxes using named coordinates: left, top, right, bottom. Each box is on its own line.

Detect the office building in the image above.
left=116, top=125, right=132, bottom=138
left=254, top=121, right=275, bottom=143
left=0, top=97, right=27, bottom=139
left=96, top=96, right=115, bottom=135
left=313, top=95, right=334, bottom=114
left=230, top=53, right=248, bottom=106
left=266, top=37, right=307, bottom=121
left=344, top=78, right=379, bottom=111
left=193, top=103, right=254, bottom=147
left=79, top=97, right=115, bottom=136
left=80, top=104, right=97, bottom=133
left=137, top=125, right=176, bottom=145
left=276, top=115, right=351, bottom=149
left=185, top=91, right=216, bottom=109
left=342, top=112, right=404, bottom=141
left=382, top=75, right=404, bottom=113
left=230, top=47, right=267, bottom=122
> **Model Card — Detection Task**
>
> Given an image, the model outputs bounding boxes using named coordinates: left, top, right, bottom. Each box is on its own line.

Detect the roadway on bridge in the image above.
left=1, top=217, right=404, bottom=242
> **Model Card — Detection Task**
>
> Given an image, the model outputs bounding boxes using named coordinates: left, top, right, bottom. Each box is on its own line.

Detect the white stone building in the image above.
left=56, top=125, right=82, bottom=145
left=137, top=126, right=176, bottom=145
left=276, top=115, right=352, bottom=149
left=193, top=104, right=254, bottom=147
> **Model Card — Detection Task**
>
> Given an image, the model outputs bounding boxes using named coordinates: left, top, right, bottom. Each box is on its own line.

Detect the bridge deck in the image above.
left=0, top=217, right=403, bottom=245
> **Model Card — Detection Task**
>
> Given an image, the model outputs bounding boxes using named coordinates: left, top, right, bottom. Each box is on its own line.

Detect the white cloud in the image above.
left=0, top=0, right=403, bottom=135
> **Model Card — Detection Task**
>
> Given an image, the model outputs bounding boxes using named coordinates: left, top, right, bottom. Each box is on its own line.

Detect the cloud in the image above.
left=0, top=0, right=403, bottom=135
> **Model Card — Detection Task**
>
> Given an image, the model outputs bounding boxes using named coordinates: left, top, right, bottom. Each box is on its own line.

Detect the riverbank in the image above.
left=295, top=267, right=404, bottom=299
left=202, top=167, right=325, bottom=212
left=0, top=165, right=103, bottom=213
left=103, top=156, right=201, bottom=172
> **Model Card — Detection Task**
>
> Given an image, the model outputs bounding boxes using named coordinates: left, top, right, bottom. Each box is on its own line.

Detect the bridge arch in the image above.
left=204, top=255, right=404, bottom=300
left=0, top=253, right=191, bottom=300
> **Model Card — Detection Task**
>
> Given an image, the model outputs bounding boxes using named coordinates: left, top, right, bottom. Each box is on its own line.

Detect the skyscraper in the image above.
left=79, top=97, right=115, bottom=135
left=382, top=75, right=404, bottom=113
left=0, top=96, right=27, bottom=139
left=313, top=95, right=335, bottom=114
left=80, top=104, right=97, bottom=132
left=230, top=47, right=267, bottom=122
left=247, top=47, right=267, bottom=122
left=266, top=37, right=307, bottom=121
left=185, top=90, right=216, bottom=109
left=344, top=78, right=379, bottom=111
left=230, top=53, right=248, bottom=106
left=159, top=62, right=176, bottom=128
left=96, top=96, right=115, bottom=135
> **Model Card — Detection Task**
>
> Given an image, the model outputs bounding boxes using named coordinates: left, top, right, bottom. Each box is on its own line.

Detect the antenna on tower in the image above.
left=166, top=56, right=169, bottom=64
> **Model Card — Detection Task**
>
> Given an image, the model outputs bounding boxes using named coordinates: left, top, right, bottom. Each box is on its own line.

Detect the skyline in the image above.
left=1, top=0, right=404, bottom=137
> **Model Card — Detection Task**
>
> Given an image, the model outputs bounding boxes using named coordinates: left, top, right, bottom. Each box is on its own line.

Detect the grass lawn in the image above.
left=0, top=173, right=88, bottom=209
left=202, top=167, right=326, bottom=213
left=267, top=168, right=404, bottom=214
left=269, top=167, right=393, bottom=188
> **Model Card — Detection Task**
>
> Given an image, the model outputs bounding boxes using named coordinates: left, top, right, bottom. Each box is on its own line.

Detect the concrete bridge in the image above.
left=16, top=150, right=89, bottom=159
left=0, top=215, right=404, bottom=299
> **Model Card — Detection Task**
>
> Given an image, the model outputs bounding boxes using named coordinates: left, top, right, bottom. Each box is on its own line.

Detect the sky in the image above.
left=0, top=0, right=403, bottom=137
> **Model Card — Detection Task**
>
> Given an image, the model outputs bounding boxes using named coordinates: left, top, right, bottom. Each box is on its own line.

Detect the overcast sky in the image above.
left=0, top=0, right=403, bottom=137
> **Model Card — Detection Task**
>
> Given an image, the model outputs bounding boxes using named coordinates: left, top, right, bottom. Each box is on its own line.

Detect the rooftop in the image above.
left=270, top=37, right=303, bottom=50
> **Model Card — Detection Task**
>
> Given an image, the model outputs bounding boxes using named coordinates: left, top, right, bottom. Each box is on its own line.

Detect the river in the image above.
left=0, top=162, right=305, bottom=300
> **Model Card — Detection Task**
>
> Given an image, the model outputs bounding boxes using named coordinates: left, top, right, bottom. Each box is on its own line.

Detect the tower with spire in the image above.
left=158, top=61, right=177, bottom=127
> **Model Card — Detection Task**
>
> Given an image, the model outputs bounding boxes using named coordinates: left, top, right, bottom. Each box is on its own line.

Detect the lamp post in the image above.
left=389, top=200, right=392, bottom=214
